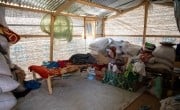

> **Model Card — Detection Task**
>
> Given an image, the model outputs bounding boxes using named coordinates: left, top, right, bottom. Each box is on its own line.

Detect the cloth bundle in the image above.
left=89, top=38, right=141, bottom=57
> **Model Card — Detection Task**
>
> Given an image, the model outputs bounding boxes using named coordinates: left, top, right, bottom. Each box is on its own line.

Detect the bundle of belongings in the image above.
left=0, top=24, right=23, bottom=110
left=142, top=42, right=176, bottom=99
left=89, top=38, right=145, bottom=92
left=89, top=38, right=176, bottom=95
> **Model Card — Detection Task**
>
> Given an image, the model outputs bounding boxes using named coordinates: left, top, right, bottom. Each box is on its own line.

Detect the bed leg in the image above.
left=47, top=76, right=52, bottom=95
left=32, top=71, right=37, bottom=80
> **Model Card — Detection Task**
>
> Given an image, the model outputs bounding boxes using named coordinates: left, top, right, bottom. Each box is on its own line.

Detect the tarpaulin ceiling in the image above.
left=0, top=0, right=174, bottom=18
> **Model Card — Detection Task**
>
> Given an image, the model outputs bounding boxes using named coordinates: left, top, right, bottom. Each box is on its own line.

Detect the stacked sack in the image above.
left=0, top=35, right=19, bottom=110
left=146, top=42, right=175, bottom=73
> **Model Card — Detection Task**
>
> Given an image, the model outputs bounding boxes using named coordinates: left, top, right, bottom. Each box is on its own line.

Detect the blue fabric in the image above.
left=42, top=61, right=59, bottom=68
left=24, top=80, right=41, bottom=90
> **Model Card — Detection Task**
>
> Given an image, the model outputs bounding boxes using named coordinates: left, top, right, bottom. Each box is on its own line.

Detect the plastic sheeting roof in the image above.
left=0, top=0, right=174, bottom=18
left=91, top=0, right=143, bottom=10
left=0, top=0, right=65, bottom=11
left=64, top=2, right=113, bottom=17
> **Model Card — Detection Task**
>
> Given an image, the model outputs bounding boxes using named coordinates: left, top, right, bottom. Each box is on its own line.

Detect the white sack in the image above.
left=0, top=35, right=10, bottom=53
left=133, top=61, right=146, bottom=76
left=0, top=53, right=12, bottom=76
left=0, top=75, right=19, bottom=93
left=148, top=57, right=174, bottom=68
left=0, top=92, right=17, bottom=110
left=146, top=63, right=171, bottom=72
left=127, top=44, right=141, bottom=56
left=152, top=45, right=175, bottom=62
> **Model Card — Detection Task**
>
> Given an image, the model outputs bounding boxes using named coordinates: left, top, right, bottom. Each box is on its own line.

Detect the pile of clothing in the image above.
left=89, top=38, right=144, bottom=91
left=89, top=38, right=176, bottom=94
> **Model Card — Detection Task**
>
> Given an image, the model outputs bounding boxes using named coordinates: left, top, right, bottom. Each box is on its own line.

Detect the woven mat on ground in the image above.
left=14, top=72, right=145, bottom=110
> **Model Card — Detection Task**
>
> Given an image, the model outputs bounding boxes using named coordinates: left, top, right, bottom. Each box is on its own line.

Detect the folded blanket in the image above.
left=28, top=65, right=51, bottom=78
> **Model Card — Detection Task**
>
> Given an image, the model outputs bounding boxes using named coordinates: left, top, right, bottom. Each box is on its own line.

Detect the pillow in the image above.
left=0, top=92, right=17, bottom=110
left=0, top=53, right=12, bottom=76
left=0, top=75, right=19, bottom=93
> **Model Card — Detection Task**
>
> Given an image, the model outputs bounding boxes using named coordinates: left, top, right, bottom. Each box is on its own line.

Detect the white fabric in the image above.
left=133, top=61, right=146, bottom=76
left=89, top=38, right=112, bottom=54
left=108, top=63, right=118, bottom=73
left=0, top=75, right=19, bottom=93
left=109, top=41, right=141, bottom=56
left=152, top=45, right=176, bottom=63
left=0, top=53, right=12, bottom=76
left=126, top=44, right=141, bottom=56
left=0, top=35, right=11, bottom=73
left=109, top=40, right=129, bottom=55
left=160, top=97, right=180, bottom=110
left=87, top=66, right=96, bottom=75
left=0, top=35, right=10, bottom=55
left=0, top=92, right=17, bottom=110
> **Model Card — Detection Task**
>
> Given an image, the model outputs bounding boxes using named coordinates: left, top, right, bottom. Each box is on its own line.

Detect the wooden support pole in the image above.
left=84, top=17, right=86, bottom=39
left=50, top=14, right=55, bottom=61
left=142, top=1, right=149, bottom=45
left=102, top=18, right=105, bottom=37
